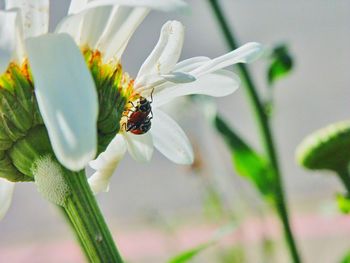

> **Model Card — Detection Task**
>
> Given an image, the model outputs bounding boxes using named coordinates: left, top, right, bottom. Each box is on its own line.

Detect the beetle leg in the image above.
left=127, top=100, right=137, bottom=109
left=126, top=123, right=138, bottom=132
left=122, top=121, right=127, bottom=131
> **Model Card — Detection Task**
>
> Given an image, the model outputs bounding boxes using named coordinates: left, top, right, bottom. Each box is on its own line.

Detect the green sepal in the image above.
left=9, top=126, right=53, bottom=178
left=0, top=89, right=32, bottom=136
left=0, top=63, right=47, bottom=182
left=9, top=65, right=35, bottom=113
left=10, top=65, right=43, bottom=126
left=0, top=150, right=30, bottom=182
left=85, top=50, right=127, bottom=154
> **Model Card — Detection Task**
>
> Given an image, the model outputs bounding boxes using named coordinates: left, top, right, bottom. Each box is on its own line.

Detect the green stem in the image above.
left=206, top=1, right=301, bottom=262
left=61, top=169, right=123, bottom=263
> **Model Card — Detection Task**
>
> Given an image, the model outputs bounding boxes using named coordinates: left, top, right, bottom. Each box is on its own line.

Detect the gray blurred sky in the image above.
left=1, top=0, right=350, bottom=251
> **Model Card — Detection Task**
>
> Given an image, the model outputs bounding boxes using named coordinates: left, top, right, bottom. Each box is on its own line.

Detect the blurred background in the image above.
left=1, top=0, right=350, bottom=262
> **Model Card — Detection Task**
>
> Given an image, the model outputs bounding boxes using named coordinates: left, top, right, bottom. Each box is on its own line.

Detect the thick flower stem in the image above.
left=207, top=0, right=302, bottom=262
left=61, top=169, right=123, bottom=263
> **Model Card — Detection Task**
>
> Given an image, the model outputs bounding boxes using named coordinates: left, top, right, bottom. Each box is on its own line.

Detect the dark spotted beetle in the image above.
left=126, top=95, right=153, bottom=135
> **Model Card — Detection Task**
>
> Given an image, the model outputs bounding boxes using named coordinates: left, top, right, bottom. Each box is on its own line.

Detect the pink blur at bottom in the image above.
left=1, top=213, right=350, bottom=263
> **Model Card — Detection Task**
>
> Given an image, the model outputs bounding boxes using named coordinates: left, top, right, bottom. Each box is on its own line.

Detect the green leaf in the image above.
left=214, top=115, right=275, bottom=200
left=267, top=44, right=293, bottom=85
left=340, top=251, right=350, bottom=263
left=167, top=223, right=236, bottom=263
left=168, top=242, right=214, bottom=263
left=336, top=194, right=350, bottom=214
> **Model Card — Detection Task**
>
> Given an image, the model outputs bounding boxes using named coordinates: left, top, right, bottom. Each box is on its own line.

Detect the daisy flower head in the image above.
left=88, top=20, right=263, bottom=193
left=0, top=0, right=186, bottom=218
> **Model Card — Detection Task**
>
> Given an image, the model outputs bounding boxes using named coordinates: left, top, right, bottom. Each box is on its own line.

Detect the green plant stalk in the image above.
left=207, top=0, right=301, bottom=262
left=61, top=169, right=123, bottom=263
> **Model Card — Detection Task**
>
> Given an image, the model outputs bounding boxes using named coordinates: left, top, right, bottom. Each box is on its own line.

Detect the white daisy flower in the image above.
left=0, top=0, right=185, bottom=219
left=88, top=20, right=263, bottom=194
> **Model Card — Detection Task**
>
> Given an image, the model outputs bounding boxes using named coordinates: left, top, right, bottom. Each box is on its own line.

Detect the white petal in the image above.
left=151, top=109, right=193, bottom=164
left=60, top=5, right=148, bottom=61
left=124, top=132, right=153, bottom=162
left=136, top=20, right=184, bottom=87
left=173, top=56, right=210, bottom=72
left=153, top=69, right=240, bottom=107
left=133, top=57, right=209, bottom=95
left=5, top=0, right=49, bottom=38
left=68, top=0, right=88, bottom=14
left=79, top=6, right=114, bottom=49
left=70, top=0, right=188, bottom=14
left=88, top=134, right=127, bottom=194
left=55, top=12, right=85, bottom=44
left=26, top=33, right=98, bottom=171
left=97, top=7, right=149, bottom=62
left=0, top=179, right=15, bottom=220
left=161, top=72, right=196, bottom=83
left=0, top=10, right=18, bottom=73
left=191, top=42, right=263, bottom=77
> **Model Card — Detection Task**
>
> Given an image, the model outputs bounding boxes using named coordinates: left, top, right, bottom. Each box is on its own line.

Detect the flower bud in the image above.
left=296, top=121, right=350, bottom=173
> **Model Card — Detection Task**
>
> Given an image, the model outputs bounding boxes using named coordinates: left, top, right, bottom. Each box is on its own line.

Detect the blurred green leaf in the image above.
left=336, top=194, right=350, bottom=214
left=167, top=223, right=236, bottom=263
left=340, top=251, right=350, bottom=263
left=267, top=44, right=293, bottom=85
left=168, top=242, right=214, bottom=263
left=217, top=246, right=246, bottom=263
left=262, top=238, right=275, bottom=263
left=203, top=186, right=225, bottom=220
left=214, top=115, right=275, bottom=200
left=263, top=100, right=274, bottom=117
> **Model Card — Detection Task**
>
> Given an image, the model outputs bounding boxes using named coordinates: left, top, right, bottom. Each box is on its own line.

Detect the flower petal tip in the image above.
left=240, top=42, right=264, bottom=63
left=59, top=149, right=97, bottom=172
left=88, top=172, right=111, bottom=195
left=182, top=152, right=195, bottom=165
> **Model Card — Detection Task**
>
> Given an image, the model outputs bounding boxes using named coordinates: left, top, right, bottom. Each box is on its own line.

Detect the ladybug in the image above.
left=126, top=112, right=152, bottom=135
left=125, top=94, right=153, bottom=135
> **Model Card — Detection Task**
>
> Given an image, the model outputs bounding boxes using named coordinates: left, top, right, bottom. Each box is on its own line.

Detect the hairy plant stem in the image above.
left=61, top=169, right=123, bottom=263
left=207, top=0, right=301, bottom=262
